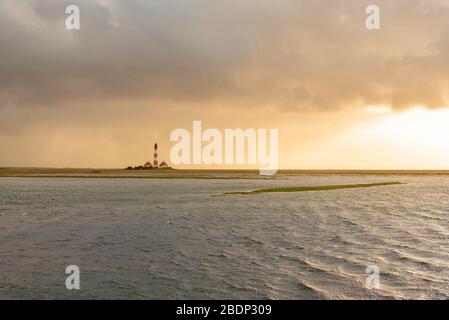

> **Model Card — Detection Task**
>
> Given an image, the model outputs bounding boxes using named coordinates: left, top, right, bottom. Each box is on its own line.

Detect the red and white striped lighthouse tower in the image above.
left=153, top=143, right=159, bottom=167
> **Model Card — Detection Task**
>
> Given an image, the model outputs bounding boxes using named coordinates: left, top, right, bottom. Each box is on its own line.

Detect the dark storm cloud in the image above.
left=1, top=0, right=449, bottom=110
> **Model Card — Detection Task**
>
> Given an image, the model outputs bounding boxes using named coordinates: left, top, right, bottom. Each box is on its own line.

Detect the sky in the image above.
left=1, top=0, right=449, bottom=169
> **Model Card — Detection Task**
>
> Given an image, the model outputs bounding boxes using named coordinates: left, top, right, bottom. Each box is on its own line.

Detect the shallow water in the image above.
left=0, top=175, right=448, bottom=299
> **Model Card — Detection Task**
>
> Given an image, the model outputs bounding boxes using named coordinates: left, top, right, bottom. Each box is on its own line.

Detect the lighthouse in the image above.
left=153, top=143, right=159, bottom=167
left=135, top=143, right=169, bottom=169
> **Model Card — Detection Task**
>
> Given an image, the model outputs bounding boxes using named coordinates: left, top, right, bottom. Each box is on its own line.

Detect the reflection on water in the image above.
left=0, top=175, right=448, bottom=299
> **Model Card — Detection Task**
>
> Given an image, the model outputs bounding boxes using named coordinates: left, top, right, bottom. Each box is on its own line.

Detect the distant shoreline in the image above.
left=1, top=168, right=449, bottom=179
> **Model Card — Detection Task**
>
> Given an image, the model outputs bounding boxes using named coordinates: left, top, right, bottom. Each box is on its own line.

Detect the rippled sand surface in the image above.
left=0, top=175, right=448, bottom=299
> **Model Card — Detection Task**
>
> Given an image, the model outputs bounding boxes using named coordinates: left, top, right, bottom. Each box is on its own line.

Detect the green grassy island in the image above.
left=225, top=182, right=404, bottom=195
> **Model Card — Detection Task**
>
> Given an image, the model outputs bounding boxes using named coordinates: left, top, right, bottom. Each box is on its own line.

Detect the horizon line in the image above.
left=2, top=167, right=449, bottom=172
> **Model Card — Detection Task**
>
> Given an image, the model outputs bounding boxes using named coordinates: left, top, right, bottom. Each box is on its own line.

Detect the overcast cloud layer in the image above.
left=1, top=0, right=449, bottom=111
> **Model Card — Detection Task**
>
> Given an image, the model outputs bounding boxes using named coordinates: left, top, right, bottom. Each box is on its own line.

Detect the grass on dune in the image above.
left=224, top=182, right=404, bottom=195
